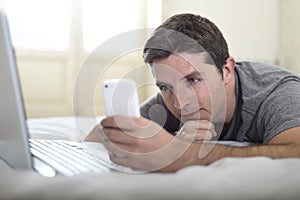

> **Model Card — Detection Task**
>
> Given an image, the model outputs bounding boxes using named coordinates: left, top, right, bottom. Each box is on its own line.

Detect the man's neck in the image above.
left=225, top=75, right=236, bottom=124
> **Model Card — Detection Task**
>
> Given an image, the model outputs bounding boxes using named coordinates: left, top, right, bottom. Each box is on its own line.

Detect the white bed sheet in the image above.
left=1, top=116, right=300, bottom=199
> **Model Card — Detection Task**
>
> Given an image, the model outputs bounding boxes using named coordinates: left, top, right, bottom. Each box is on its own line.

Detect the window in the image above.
left=3, top=0, right=161, bottom=52
left=4, top=0, right=71, bottom=51
left=0, top=0, right=162, bottom=117
left=82, top=0, right=144, bottom=51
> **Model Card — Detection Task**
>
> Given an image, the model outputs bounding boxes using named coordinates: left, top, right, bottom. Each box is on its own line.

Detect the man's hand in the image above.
left=100, top=116, right=196, bottom=172
left=179, top=120, right=217, bottom=142
left=84, top=117, right=218, bottom=172
left=84, top=124, right=104, bottom=143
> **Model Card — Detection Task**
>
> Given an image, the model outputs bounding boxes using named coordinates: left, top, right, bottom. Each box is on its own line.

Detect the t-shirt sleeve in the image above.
left=140, top=92, right=181, bottom=134
left=258, top=80, right=300, bottom=144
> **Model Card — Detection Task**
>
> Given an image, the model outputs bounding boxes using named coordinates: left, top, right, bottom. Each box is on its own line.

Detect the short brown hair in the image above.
left=143, top=13, right=229, bottom=75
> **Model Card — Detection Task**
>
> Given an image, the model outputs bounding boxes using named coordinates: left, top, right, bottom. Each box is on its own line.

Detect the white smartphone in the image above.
left=103, top=79, right=140, bottom=117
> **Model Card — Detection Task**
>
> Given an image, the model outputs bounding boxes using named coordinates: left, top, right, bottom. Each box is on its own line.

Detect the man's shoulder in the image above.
left=235, top=61, right=297, bottom=77
left=233, top=62, right=300, bottom=143
left=235, top=61, right=300, bottom=115
left=235, top=61, right=300, bottom=92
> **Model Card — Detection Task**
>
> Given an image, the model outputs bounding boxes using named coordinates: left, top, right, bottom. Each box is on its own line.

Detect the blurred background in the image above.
left=0, top=0, right=299, bottom=118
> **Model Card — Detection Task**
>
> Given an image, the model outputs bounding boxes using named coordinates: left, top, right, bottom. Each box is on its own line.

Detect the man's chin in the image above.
left=180, top=113, right=211, bottom=123
left=180, top=116, right=201, bottom=123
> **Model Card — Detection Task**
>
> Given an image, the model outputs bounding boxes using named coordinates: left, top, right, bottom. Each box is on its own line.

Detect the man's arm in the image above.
left=84, top=124, right=104, bottom=143
left=167, top=126, right=300, bottom=172
left=100, top=116, right=300, bottom=172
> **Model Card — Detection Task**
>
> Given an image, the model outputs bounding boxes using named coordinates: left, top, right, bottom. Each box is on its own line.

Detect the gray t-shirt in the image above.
left=140, top=61, right=300, bottom=144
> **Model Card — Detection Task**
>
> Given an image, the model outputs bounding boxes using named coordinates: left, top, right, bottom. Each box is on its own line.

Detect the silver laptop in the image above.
left=0, top=11, right=133, bottom=176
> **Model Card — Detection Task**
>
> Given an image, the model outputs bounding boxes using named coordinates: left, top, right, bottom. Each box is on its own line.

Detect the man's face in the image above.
left=152, top=52, right=226, bottom=123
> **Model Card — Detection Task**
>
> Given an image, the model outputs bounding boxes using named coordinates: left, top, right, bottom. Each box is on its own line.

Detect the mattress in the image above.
left=0, top=116, right=299, bottom=199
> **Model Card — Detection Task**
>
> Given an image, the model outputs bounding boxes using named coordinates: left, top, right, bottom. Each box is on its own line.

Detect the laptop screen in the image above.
left=0, top=11, right=33, bottom=170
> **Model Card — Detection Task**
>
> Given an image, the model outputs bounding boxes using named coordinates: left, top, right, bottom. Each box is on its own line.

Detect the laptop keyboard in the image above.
left=29, top=139, right=136, bottom=176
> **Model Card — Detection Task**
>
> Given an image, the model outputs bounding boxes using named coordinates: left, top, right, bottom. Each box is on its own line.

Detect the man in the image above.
left=86, top=13, right=300, bottom=172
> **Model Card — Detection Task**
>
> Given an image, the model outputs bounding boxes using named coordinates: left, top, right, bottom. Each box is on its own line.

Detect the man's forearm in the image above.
left=229, top=144, right=300, bottom=158
left=186, top=143, right=300, bottom=166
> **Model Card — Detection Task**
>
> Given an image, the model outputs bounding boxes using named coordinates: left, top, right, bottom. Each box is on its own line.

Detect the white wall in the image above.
left=162, top=0, right=280, bottom=64
left=4, top=0, right=300, bottom=118
left=280, top=0, right=300, bottom=74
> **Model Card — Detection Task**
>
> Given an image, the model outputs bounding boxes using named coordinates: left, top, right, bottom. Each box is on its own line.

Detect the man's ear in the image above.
left=222, top=57, right=235, bottom=85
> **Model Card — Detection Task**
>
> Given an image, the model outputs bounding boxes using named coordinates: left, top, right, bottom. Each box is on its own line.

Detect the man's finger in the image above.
left=102, top=127, right=135, bottom=144
left=101, top=116, right=149, bottom=130
left=184, top=120, right=215, bottom=132
left=181, top=130, right=214, bottom=141
left=84, top=124, right=104, bottom=143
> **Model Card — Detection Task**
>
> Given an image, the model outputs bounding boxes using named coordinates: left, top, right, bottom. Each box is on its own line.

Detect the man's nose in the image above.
left=173, top=88, right=192, bottom=110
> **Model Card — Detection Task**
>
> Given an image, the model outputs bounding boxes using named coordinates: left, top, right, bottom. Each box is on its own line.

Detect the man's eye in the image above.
left=159, top=85, right=168, bottom=91
left=157, top=84, right=173, bottom=94
left=187, top=77, right=201, bottom=84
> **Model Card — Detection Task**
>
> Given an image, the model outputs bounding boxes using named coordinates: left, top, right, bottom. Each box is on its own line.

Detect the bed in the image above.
left=1, top=116, right=300, bottom=199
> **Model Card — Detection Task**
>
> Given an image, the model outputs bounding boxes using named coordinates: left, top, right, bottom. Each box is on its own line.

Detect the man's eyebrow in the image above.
left=156, top=81, right=171, bottom=87
left=156, top=71, right=203, bottom=86
left=155, top=81, right=174, bottom=90
left=183, top=71, right=202, bottom=79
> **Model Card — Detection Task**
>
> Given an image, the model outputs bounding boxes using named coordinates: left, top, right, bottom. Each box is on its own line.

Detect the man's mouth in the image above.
left=180, top=110, right=201, bottom=121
